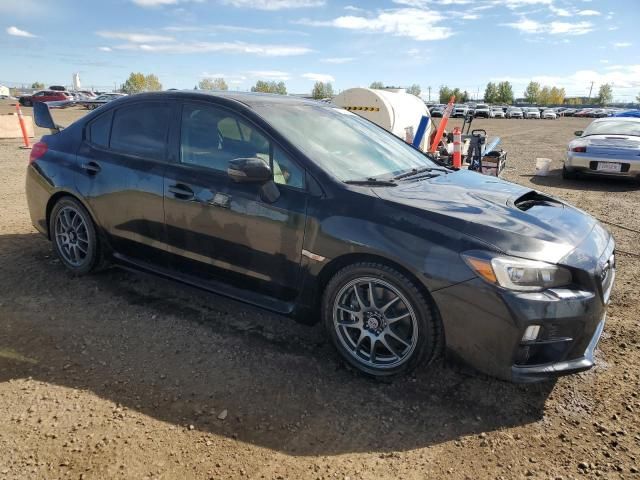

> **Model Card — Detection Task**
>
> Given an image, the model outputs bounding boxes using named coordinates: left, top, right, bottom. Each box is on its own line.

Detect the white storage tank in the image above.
left=333, top=87, right=432, bottom=152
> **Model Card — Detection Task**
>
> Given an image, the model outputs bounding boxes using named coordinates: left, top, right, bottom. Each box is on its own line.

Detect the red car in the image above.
left=19, top=90, right=71, bottom=107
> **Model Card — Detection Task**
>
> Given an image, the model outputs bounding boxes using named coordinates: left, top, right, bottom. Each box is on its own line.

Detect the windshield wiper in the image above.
left=344, top=177, right=397, bottom=187
left=393, top=166, right=449, bottom=180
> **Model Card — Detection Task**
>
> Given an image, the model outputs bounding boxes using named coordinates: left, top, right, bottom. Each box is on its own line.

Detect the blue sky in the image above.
left=2, top=0, right=639, bottom=101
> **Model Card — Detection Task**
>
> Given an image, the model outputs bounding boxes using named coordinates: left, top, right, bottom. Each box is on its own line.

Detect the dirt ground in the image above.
left=0, top=101, right=639, bottom=480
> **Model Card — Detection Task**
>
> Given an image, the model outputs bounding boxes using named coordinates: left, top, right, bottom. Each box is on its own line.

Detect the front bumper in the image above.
left=432, top=235, right=615, bottom=383
left=566, top=152, right=640, bottom=178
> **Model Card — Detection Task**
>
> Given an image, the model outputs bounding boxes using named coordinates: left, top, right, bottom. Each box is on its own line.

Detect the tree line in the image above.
left=57, top=73, right=639, bottom=105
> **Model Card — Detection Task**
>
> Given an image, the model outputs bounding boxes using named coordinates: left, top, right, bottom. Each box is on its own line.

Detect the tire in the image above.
left=49, top=197, right=101, bottom=275
left=322, top=262, right=441, bottom=378
left=562, top=165, right=578, bottom=180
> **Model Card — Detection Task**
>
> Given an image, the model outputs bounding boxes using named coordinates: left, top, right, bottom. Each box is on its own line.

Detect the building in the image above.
left=0, top=85, right=10, bottom=97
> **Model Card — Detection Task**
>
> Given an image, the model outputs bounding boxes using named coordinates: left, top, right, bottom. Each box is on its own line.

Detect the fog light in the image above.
left=522, top=325, right=541, bottom=342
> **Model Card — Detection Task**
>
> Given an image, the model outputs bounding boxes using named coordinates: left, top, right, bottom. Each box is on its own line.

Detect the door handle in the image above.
left=168, top=184, right=195, bottom=200
left=81, top=161, right=101, bottom=175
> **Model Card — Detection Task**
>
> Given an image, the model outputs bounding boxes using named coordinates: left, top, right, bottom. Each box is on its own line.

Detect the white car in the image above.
left=564, top=117, right=640, bottom=180
left=506, top=107, right=523, bottom=119
left=491, top=107, right=505, bottom=118
left=542, top=109, right=557, bottom=119
left=524, top=107, right=541, bottom=119
left=474, top=104, right=491, bottom=118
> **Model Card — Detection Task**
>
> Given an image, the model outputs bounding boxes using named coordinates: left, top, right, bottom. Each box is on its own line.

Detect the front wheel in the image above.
left=322, top=263, right=441, bottom=378
left=50, top=197, right=101, bottom=275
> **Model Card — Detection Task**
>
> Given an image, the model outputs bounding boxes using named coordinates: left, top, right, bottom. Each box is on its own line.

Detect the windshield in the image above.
left=253, top=104, right=438, bottom=182
left=583, top=120, right=640, bottom=137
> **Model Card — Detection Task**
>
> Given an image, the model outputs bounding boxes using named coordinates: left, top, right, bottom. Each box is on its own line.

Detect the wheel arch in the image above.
left=45, top=191, right=97, bottom=240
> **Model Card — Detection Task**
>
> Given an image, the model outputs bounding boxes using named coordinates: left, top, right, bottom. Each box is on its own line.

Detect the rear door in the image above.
left=76, top=100, right=174, bottom=265
left=163, top=100, right=308, bottom=302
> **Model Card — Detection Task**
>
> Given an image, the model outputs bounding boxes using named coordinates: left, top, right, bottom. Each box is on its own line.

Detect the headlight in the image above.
left=463, top=252, right=572, bottom=292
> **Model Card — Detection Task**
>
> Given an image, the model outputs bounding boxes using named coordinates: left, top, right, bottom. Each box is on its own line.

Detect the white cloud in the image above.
left=299, top=8, right=453, bottom=41
left=115, top=42, right=311, bottom=56
left=248, top=70, right=290, bottom=80
left=344, top=5, right=364, bottom=11
left=221, top=0, right=325, bottom=9
left=302, top=73, right=335, bottom=82
left=549, top=5, right=571, bottom=16
left=493, top=65, right=640, bottom=98
left=504, top=18, right=593, bottom=35
left=498, top=0, right=552, bottom=8
left=613, top=42, right=632, bottom=48
left=97, top=31, right=174, bottom=43
left=6, top=26, right=36, bottom=38
left=577, top=9, right=600, bottom=16
left=461, top=13, right=479, bottom=19
left=320, top=57, right=354, bottom=64
left=98, top=46, right=112, bottom=52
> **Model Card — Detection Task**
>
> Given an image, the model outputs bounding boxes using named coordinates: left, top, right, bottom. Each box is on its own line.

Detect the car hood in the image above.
left=374, top=170, right=599, bottom=264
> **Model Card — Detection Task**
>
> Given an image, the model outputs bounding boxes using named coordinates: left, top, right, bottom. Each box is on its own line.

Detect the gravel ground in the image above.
left=0, top=102, right=639, bottom=480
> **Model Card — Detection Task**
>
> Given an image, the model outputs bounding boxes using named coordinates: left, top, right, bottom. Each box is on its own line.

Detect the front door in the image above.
left=163, top=101, right=308, bottom=302
left=76, top=100, right=172, bottom=265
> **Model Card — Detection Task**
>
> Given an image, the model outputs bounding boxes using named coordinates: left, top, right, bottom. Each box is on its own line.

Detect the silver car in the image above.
left=524, top=107, right=541, bottom=119
left=564, top=117, right=640, bottom=181
left=491, top=107, right=505, bottom=118
left=506, top=107, right=523, bottom=119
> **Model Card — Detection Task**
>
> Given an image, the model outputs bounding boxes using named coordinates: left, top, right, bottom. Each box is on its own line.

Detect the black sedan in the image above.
left=27, top=91, right=615, bottom=382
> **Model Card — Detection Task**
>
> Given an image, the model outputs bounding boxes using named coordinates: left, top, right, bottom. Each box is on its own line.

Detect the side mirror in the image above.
left=574, top=130, right=583, bottom=137
left=227, top=157, right=272, bottom=184
left=33, top=101, right=61, bottom=133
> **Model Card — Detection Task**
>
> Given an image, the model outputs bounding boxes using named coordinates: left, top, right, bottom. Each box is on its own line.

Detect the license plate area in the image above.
left=596, top=162, right=621, bottom=173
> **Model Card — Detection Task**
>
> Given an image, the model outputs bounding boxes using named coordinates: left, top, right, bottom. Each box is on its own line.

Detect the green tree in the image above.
left=597, top=83, right=613, bottom=106
left=370, top=81, right=384, bottom=89
left=439, top=85, right=454, bottom=103
left=311, top=81, right=333, bottom=99
left=636, top=92, right=640, bottom=103
left=121, top=73, right=147, bottom=94
left=31, top=82, right=45, bottom=90
left=145, top=74, right=162, bottom=92
left=251, top=80, right=287, bottom=95
left=199, top=77, right=228, bottom=91
left=484, top=82, right=499, bottom=103
left=524, top=81, right=541, bottom=104
left=406, top=84, right=421, bottom=97
left=497, top=81, right=514, bottom=104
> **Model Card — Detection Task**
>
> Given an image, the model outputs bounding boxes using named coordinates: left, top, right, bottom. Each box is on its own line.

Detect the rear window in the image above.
left=109, top=103, right=170, bottom=159
left=88, top=111, right=113, bottom=147
left=583, top=120, right=640, bottom=137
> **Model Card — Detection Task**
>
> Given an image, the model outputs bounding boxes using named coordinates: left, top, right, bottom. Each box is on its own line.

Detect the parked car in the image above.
left=429, top=104, right=445, bottom=117
left=542, top=109, right=557, bottom=119
left=474, top=104, right=491, bottom=118
left=524, top=107, right=541, bottom=119
left=564, top=117, right=640, bottom=181
left=574, top=109, right=592, bottom=118
left=28, top=91, right=615, bottom=383
left=506, top=107, right=523, bottom=119
left=491, top=107, right=505, bottom=118
left=19, top=90, right=70, bottom=106
left=563, top=108, right=577, bottom=117
left=452, top=104, right=469, bottom=118
left=83, top=93, right=128, bottom=110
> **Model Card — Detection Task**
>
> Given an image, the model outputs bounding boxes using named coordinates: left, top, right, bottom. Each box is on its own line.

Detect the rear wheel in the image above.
left=322, top=262, right=441, bottom=378
left=50, top=197, right=101, bottom=275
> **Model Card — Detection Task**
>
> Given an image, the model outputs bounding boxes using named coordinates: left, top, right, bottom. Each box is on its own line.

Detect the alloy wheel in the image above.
left=54, top=206, right=90, bottom=267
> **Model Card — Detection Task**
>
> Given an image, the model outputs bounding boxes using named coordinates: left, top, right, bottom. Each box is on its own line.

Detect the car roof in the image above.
left=593, top=116, right=640, bottom=123
left=115, top=90, right=324, bottom=110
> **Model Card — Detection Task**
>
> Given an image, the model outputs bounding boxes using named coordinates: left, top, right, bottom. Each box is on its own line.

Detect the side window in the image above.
left=180, top=104, right=269, bottom=171
left=272, top=147, right=305, bottom=189
left=109, top=103, right=170, bottom=160
left=88, top=111, right=112, bottom=148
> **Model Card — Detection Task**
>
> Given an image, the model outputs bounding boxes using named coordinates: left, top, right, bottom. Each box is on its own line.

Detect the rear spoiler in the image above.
left=33, top=99, right=108, bottom=134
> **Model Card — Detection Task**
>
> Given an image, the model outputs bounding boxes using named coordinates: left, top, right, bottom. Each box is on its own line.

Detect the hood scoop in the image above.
left=513, top=191, right=562, bottom=211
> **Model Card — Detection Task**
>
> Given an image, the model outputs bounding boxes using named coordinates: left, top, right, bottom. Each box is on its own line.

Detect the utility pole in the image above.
left=427, top=86, right=431, bottom=101
left=587, top=81, right=594, bottom=103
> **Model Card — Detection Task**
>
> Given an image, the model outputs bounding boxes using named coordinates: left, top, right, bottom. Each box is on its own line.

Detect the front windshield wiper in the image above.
left=393, top=166, right=449, bottom=180
left=344, top=177, right=397, bottom=187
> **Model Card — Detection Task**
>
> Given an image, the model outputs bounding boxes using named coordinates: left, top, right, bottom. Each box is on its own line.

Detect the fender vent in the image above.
left=514, top=191, right=562, bottom=211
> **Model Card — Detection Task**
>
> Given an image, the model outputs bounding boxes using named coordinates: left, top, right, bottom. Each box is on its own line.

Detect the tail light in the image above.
left=29, top=141, right=48, bottom=164
left=571, top=145, right=587, bottom=153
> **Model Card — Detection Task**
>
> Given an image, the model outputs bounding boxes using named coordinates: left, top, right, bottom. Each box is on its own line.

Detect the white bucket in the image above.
left=535, top=158, right=552, bottom=176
